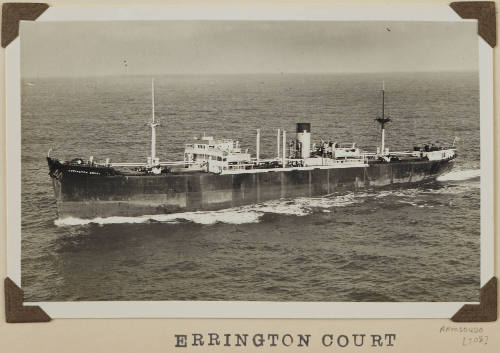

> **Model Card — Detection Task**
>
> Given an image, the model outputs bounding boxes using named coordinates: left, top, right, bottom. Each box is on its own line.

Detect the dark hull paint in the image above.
left=48, top=158, right=455, bottom=219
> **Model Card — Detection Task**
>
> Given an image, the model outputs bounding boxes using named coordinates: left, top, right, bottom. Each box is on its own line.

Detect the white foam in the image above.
left=371, top=189, right=420, bottom=200
left=248, top=200, right=310, bottom=217
left=176, top=209, right=263, bottom=225
left=55, top=209, right=262, bottom=226
left=295, top=194, right=358, bottom=208
left=54, top=215, right=179, bottom=226
left=437, top=169, right=481, bottom=182
left=423, top=184, right=479, bottom=195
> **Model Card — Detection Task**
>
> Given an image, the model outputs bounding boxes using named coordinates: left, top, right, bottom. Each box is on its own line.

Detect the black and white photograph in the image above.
left=19, top=18, right=482, bottom=305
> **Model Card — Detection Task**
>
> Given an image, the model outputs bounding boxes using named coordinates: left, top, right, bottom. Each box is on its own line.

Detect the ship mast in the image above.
left=148, top=78, right=160, bottom=166
left=375, top=81, right=391, bottom=155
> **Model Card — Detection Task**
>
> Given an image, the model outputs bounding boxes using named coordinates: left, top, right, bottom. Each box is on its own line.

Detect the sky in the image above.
left=20, top=20, right=478, bottom=78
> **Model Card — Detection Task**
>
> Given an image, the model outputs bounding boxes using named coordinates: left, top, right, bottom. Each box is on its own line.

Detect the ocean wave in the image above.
left=54, top=210, right=260, bottom=226
left=437, top=169, right=480, bottom=182
left=422, top=184, right=479, bottom=195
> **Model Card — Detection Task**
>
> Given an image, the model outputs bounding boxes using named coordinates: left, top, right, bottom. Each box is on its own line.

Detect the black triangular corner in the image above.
left=1, top=2, right=49, bottom=48
left=4, top=277, right=51, bottom=323
left=451, top=277, right=497, bottom=322
left=450, top=1, right=496, bottom=47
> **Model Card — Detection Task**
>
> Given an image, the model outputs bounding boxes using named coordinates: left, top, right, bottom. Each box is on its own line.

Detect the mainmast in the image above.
left=375, top=81, right=391, bottom=155
left=148, top=78, right=160, bottom=168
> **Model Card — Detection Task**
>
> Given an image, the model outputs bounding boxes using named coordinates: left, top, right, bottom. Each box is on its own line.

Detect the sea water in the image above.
left=21, top=72, right=480, bottom=301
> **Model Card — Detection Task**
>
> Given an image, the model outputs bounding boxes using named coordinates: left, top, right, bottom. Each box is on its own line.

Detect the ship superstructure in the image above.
left=46, top=80, right=457, bottom=219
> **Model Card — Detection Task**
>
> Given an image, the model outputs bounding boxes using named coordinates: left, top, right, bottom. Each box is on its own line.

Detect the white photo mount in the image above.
left=2, top=2, right=495, bottom=320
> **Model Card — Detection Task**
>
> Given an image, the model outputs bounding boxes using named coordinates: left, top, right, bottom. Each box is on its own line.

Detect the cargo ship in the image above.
left=47, top=80, right=457, bottom=219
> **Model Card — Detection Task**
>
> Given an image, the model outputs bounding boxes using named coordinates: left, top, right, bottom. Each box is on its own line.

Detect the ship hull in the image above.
left=48, top=158, right=454, bottom=219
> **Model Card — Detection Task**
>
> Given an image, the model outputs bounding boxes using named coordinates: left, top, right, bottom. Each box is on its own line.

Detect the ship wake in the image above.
left=436, top=169, right=480, bottom=182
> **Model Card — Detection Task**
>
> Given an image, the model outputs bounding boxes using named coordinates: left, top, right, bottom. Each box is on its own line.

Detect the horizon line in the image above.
left=21, top=69, right=479, bottom=80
